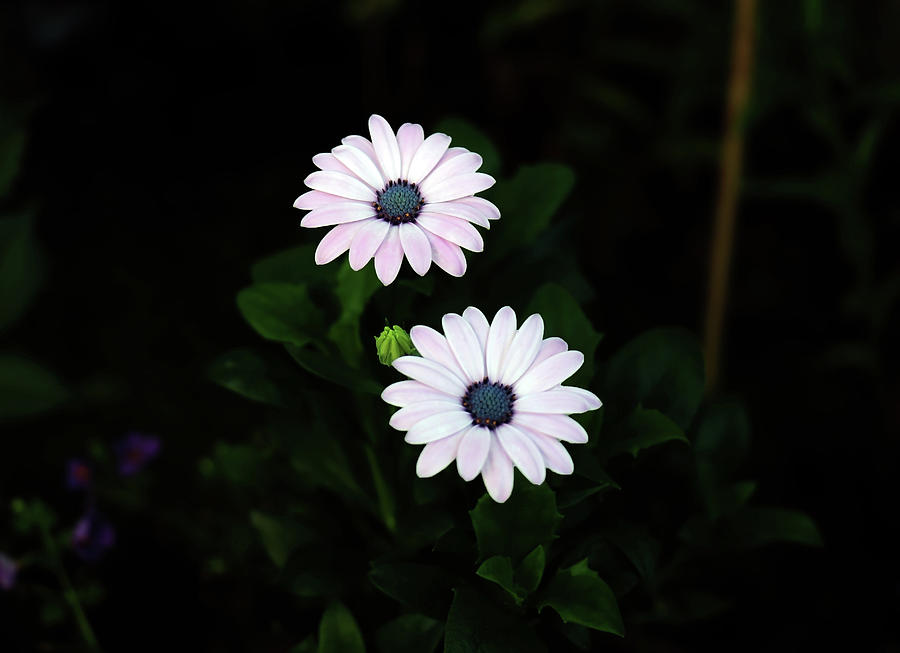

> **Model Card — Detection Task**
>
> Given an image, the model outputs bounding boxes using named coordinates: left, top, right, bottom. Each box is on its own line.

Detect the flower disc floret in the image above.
left=463, top=379, right=514, bottom=428
left=375, top=181, right=424, bottom=224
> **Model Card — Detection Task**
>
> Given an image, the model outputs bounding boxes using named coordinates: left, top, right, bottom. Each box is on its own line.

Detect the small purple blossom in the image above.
left=66, top=458, right=93, bottom=490
left=114, top=432, right=161, bottom=476
left=71, top=511, right=116, bottom=562
left=0, top=553, right=17, bottom=590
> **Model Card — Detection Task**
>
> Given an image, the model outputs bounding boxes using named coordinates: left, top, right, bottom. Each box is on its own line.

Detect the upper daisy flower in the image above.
left=382, top=306, right=602, bottom=502
left=294, top=115, right=499, bottom=285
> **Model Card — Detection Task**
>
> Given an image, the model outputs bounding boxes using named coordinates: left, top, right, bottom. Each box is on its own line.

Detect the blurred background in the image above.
left=1, top=0, right=898, bottom=650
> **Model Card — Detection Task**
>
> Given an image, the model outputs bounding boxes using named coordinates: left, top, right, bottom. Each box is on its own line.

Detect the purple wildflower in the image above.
left=0, top=553, right=17, bottom=590
left=66, top=458, right=93, bottom=490
left=71, top=511, right=115, bottom=562
left=114, top=432, right=161, bottom=476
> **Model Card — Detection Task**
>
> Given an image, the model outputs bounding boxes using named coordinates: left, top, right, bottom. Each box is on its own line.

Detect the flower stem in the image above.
left=364, top=444, right=397, bottom=533
left=704, top=0, right=758, bottom=389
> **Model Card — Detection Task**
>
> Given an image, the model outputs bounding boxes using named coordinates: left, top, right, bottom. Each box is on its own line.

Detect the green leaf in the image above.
left=476, top=555, right=524, bottom=603
left=444, top=586, right=547, bottom=653
left=0, top=213, right=44, bottom=332
left=692, top=400, right=752, bottom=516
left=318, top=601, right=365, bottom=653
left=610, top=407, right=689, bottom=458
left=329, top=263, right=382, bottom=365
left=537, top=559, right=624, bottom=636
left=527, top=282, right=602, bottom=383
left=0, top=354, right=67, bottom=420
left=731, top=507, right=823, bottom=548
left=208, top=348, right=283, bottom=405
left=291, top=635, right=317, bottom=653
left=249, top=511, right=307, bottom=569
left=368, top=562, right=455, bottom=619
left=606, top=528, right=661, bottom=584
left=208, top=442, right=264, bottom=486
left=516, top=544, right=546, bottom=594
left=286, top=424, right=368, bottom=504
left=286, top=344, right=382, bottom=394
left=236, top=282, right=324, bottom=346
left=375, top=614, right=443, bottom=653
left=470, top=478, right=562, bottom=563
left=434, top=116, right=502, bottom=177
left=251, top=245, right=332, bottom=286
left=710, top=480, right=757, bottom=519
left=11, top=497, right=56, bottom=534
left=605, top=327, right=705, bottom=429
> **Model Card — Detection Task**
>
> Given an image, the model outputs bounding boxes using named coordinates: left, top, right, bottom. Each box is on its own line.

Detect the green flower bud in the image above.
left=375, top=325, right=418, bottom=366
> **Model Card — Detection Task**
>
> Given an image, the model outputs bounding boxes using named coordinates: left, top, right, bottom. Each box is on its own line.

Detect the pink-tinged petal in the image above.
left=305, top=170, right=376, bottom=202
left=314, top=220, right=370, bottom=264
left=332, top=144, right=384, bottom=189
left=300, top=202, right=376, bottom=228
left=486, top=306, right=517, bottom=381
left=496, top=424, right=546, bottom=485
left=416, top=432, right=463, bottom=478
left=408, top=133, right=452, bottom=183
left=416, top=212, right=484, bottom=252
left=389, top=400, right=463, bottom=431
left=481, top=439, right=514, bottom=502
left=422, top=152, right=483, bottom=189
left=442, top=313, right=486, bottom=383
left=374, top=227, right=404, bottom=285
left=423, top=231, right=467, bottom=277
left=559, top=386, right=602, bottom=410
left=312, top=153, right=352, bottom=174
left=420, top=172, right=495, bottom=203
left=392, top=356, right=467, bottom=395
left=342, top=135, right=377, bottom=161
left=425, top=201, right=491, bottom=228
left=515, top=351, right=585, bottom=396
left=399, top=223, right=432, bottom=276
left=499, top=313, right=544, bottom=385
left=433, top=146, right=469, bottom=167
left=293, top=190, right=345, bottom=210
left=348, top=219, right=390, bottom=270
left=519, top=426, right=574, bottom=475
left=382, top=380, right=455, bottom=407
left=368, top=114, right=402, bottom=181
left=462, top=307, right=490, bottom=349
left=513, top=413, right=589, bottom=444
left=457, top=196, right=501, bottom=220
left=514, top=389, right=595, bottom=414
left=405, top=411, right=472, bottom=445
left=527, top=337, right=569, bottom=371
left=410, top=325, right=467, bottom=379
left=397, top=123, right=425, bottom=179
left=456, top=426, right=491, bottom=481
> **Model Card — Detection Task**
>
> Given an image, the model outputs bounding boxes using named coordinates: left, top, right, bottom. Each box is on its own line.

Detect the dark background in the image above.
left=1, top=0, right=898, bottom=650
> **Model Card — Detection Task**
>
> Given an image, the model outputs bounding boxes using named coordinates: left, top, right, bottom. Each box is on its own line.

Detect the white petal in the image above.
left=374, top=227, right=404, bottom=285
left=300, top=202, right=376, bottom=228
left=397, top=123, right=425, bottom=179
left=519, top=426, right=574, bottom=475
left=424, top=201, right=491, bottom=228
left=496, top=423, right=546, bottom=485
left=305, top=170, right=376, bottom=202
left=527, top=337, right=569, bottom=371
left=416, top=432, right=463, bottom=478
left=456, top=426, right=491, bottom=481
left=559, top=386, right=602, bottom=410
left=392, top=356, right=466, bottom=396
left=399, top=223, right=432, bottom=276
left=368, top=114, right=402, bottom=181
left=409, top=325, right=466, bottom=378
left=314, top=220, right=370, bottom=264
left=312, top=153, right=352, bottom=174
left=481, top=439, right=514, bottom=502
left=514, top=389, right=595, bottom=414
left=389, top=400, right=463, bottom=431
left=381, top=380, right=456, bottom=407
left=348, top=219, right=390, bottom=270
left=513, top=413, right=589, bottom=444
left=515, top=351, right=585, bottom=396
left=408, top=133, right=452, bottom=183
left=342, top=135, right=377, bottom=161
left=499, top=313, right=544, bottom=385
left=293, top=190, right=345, bottom=210
left=332, top=144, right=385, bottom=189
left=457, top=196, right=501, bottom=220
left=423, top=231, right=467, bottom=278
left=405, top=411, right=472, bottom=445
left=420, top=172, right=495, bottom=203
left=462, top=307, right=490, bottom=350
left=421, top=152, right=483, bottom=189
left=416, top=212, right=484, bottom=252
left=485, top=306, right=517, bottom=381
left=442, top=313, right=486, bottom=383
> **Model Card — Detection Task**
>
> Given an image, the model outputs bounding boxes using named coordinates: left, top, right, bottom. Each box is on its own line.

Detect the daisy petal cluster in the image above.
left=294, top=114, right=499, bottom=285
left=382, top=306, right=601, bottom=502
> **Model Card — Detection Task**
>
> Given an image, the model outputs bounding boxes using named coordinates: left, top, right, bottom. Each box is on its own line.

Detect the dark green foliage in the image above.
left=537, top=559, right=625, bottom=636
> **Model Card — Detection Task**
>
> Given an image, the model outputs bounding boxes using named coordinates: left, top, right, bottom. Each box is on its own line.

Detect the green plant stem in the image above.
left=38, top=521, right=101, bottom=652
left=364, top=444, right=397, bottom=533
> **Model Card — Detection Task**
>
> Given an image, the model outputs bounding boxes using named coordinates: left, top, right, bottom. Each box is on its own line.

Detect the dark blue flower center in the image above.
left=374, top=180, right=424, bottom=225
left=462, top=379, right=515, bottom=429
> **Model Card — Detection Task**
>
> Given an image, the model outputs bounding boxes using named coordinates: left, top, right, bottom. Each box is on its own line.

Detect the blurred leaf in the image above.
left=368, top=562, right=455, bottom=619
left=482, top=0, right=572, bottom=43
left=318, top=601, right=365, bottom=653
left=209, top=442, right=264, bottom=487
left=605, top=327, right=705, bottom=429
left=527, top=282, right=602, bottom=383
left=0, top=354, right=67, bottom=420
left=606, top=528, right=661, bottom=585
left=291, top=636, right=317, bottom=653
left=570, top=450, right=619, bottom=490
left=0, top=213, right=44, bottom=332
left=609, top=407, right=689, bottom=458
left=208, top=348, right=283, bottom=405
left=434, top=116, right=502, bottom=177
left=709, top=480, right=757, bottom=520
left=537, top=559, right=624, bottom=636
left=251, top=245, right=331, bottom=286
left=470, top=478, right=562, bottom=563
left=444, top=586, right=547, bottom=653
left=329, top=263, right=381, bottom=366
left=732, top=507, right=823, bottom=548
left=250, top=511, right=301, bottom=569
left=11, top=498, right=56, bottom=534
left=375, top=614, right=442, bottom=653
left=236, top=282, right=323, bottom=346
left=692, top=400, right=751, bottom=516
left=286, top=344, right=382, bottom=394
left=0, top=115, right=26, bottom=197
left=287, top=423, right=368, bottom=504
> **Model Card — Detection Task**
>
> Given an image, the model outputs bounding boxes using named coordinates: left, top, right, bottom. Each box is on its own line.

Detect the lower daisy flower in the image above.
left=382, top=306, right=601, bottom=502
